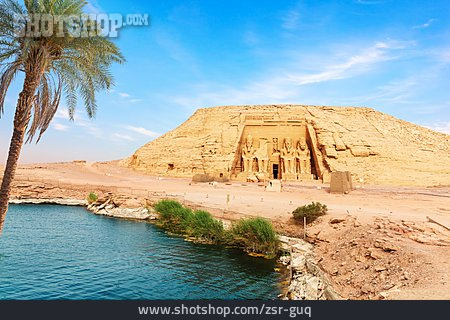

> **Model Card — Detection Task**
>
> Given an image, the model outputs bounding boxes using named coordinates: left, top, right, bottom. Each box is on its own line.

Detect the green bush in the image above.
left=186, top=210, right=225, bottom=243
left=87, top=192, right=98, bottom=204
left=154, top=199, right=184, bottom=215
left=153, top=201, right=280, bottom=258
left=230, top=217, right=279, bottom=258
left=292, top=202, right=328, bottom=224
left=154, top=200, right=193, bottom=233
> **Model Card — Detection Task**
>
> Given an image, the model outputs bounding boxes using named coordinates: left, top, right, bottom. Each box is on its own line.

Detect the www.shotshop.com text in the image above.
left=138, top=304, right=312, bottom=318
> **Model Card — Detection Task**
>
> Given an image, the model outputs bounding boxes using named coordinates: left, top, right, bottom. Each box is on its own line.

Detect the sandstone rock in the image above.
left=374, top=240, right=399, bottom=252
left=91, top=206, right=151, bottom=220
left=382, top=283, right=395, bottom=290
left=192, top=174, right=214, bottom=183
left=368, top=248, right=384, bottom=260
left=279, top=255, right=291, bottom=265
left=9, top=198, right=86, bottom=206
left=122, top=105, right=450, bottom=187
left=329, top=217, right=346, bottom=224
left=121, top=198, right=142, bottom=209
left=292, top=255, right=307, bottom=272
left=375, top=266, right=387, bottom=272
left=292, top=241, right=314, bottom=254
left=305, top=276, right=321, bottom=300
left=96, top=195, right=109, bottom=204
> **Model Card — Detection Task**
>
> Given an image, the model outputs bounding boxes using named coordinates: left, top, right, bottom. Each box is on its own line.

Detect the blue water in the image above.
left=0, top=205, right=281, bottom=300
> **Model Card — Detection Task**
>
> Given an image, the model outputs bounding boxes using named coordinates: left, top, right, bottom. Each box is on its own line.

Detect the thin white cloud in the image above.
left=425, top=121, right=450, bottom=135
left=125, top=125, right=160, bottom=138
left=413, top=18, right=436, bottom=29
left=340, top=53, right=449, bottom=106
left=54, top=108, right=84, bottom=121
left=118, top=92, right=131, bottom=98
left=52, top=123, right=68, bottom=131
left=113, top=133, right=135, bottom=142
left=171, top=40, right=413, bottom=108
left=115, top=92, right=143, bottom=104
left=74, top=118, right=104, bottom=138
left=55, top=108, right=71, bottom=120
left=286, top=41, right=410, bottom=85
left=52, top=113, right=107, bottom=139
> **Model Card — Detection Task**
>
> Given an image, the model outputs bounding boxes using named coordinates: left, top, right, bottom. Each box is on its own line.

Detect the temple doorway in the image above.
left=273, top=164, right=279, bottom=179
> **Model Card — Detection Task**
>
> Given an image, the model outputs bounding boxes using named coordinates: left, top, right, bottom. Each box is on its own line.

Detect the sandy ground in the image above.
left=7, top=161, right=450, bottom=300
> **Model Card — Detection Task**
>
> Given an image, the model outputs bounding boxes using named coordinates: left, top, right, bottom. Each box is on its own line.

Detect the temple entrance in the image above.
left=273, top=164, right=279, bottom=179
left=233, top=120, right=324, bottom=181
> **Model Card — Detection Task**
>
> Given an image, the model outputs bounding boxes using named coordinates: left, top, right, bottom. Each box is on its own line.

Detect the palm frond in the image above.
left=0, top=62, right=19, bottom=117
left=0, top=0, right=125, bottom=142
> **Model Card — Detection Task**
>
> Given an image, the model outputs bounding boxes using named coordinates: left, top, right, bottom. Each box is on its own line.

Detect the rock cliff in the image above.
left=123, top=105, right=450, bottom=187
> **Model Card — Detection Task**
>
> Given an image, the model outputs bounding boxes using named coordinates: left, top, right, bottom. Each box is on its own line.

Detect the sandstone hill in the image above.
left=122, top=105, right=450, bottom=187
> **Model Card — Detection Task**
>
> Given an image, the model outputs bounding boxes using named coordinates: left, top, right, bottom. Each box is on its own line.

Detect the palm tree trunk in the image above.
left=0, top=123, right=27, bottom=231
left=0, top=60, right=44, bottom=233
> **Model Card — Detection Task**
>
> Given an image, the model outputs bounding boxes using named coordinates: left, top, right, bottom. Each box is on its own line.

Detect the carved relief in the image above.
left=281, top=137, right=296, bottom=174
left=255, top=139, right=270, bottom=173
left=296, top=137, right=311, bottom=174
left=272, top=138, right=280, bottom=155
left=239, top=133, right=317, bottom=181
left=242, top=134, right=256, bottom=173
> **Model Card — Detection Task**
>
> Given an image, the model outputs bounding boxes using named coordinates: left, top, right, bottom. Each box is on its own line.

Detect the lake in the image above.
left=0, top=204, right=281, bottom=300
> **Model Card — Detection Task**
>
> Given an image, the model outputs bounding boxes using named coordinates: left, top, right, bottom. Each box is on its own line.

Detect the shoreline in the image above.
left=9, top=196, right=340, bottom=300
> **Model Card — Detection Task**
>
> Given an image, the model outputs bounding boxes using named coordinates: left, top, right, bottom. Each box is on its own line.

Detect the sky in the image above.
left=1, top=0, right=449, bottom=164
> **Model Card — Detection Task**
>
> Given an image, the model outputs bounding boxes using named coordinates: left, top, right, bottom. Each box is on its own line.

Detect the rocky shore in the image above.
left=10, top=194, right=158, bottom=221
left=10, top=197, right=87, bottom=206
left=85, top=194, right=158, bottom=221
left=279, top=236, right=341, bottom=300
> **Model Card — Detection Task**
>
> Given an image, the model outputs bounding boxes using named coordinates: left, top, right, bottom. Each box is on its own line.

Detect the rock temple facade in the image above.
left=123, top=105, right=450, bottom=187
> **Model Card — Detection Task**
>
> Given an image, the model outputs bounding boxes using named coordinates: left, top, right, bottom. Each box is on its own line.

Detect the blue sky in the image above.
left=1, top=0, right=449, bottom=163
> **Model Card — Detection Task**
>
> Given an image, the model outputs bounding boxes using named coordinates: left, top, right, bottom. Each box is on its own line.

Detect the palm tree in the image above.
left=0, top=0, right=124, bottom=232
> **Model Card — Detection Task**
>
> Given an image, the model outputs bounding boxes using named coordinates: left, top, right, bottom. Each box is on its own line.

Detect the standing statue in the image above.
left=281, top=137, right=295, bottom=174
left=255, top=139, right=269, bottom=173
left=242, top=134, right=256, bottom=173
left=296, top=137, right=311, bottom=174
left=272, top=138, right=280, bottom=155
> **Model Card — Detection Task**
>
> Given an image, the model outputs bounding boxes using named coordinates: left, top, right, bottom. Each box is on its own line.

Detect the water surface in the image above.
left=0, top=204, right=280, bottom=300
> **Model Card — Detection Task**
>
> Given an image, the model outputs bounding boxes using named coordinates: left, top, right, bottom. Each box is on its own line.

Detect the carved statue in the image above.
left=281, top=137, right=295, bottom=174
left=272, top=138, right=280, bottom=155
left=296, top=137, right=311, bottom=174
left=255, top=139, right=269, bottom=173
left=242, top=134, right=256, bottom=173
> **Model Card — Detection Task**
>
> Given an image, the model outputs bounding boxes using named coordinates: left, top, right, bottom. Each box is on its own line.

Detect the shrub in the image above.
left=230, top=217, right=279, bottom=258
left=186, top=210, right=225, bottom=243
left=153, top=201, right=280, bottom=258
left=154, top=200, right=193, bottom=233
left=87, top=192, right=98, bottom=204
left=154, top=199, right=184, bottom=215
left=292, top=202, right=328, bottom=224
